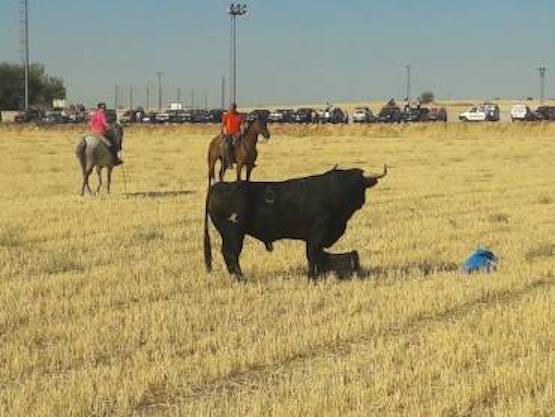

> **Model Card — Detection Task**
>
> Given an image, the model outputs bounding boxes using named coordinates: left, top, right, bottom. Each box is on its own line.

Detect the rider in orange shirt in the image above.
left=221, top=102, right=244, bottom=168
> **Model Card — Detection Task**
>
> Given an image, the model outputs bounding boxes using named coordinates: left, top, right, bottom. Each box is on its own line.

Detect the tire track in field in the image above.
left=146, top=277, right=555, bottom=410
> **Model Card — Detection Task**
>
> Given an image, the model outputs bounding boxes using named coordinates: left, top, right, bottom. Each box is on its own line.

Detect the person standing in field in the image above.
left=221, top=102, right=244, bottom=169
left=89, top=102, right=123, bottom=165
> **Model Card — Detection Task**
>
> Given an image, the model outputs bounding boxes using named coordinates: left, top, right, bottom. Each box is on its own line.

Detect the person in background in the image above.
left=88, top=102, right=122, bottom=165
left=221, top=102, right=244, bottom=168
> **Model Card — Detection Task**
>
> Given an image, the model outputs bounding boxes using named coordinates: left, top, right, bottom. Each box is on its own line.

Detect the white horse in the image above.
left=75, top=125, right=123, bottom=196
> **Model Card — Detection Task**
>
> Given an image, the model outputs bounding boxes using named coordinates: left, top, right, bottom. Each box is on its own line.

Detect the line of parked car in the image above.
left=10, top=101, right=555, bottom=126
left=457, top=103, right=555, bottom=122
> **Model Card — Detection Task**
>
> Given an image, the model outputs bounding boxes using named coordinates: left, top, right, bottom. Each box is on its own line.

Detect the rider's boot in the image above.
left=111, top=148, right=123, bottom=166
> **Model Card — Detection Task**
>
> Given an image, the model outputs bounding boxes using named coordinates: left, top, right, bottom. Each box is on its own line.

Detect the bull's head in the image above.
left=364, top=165, right=387, bottom=188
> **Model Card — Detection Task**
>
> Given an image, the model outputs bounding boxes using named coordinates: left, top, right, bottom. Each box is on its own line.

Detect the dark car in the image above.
left=293, top=108, right=317, bottom=124
left=428, top=107, right=448, bottom=122
left=190, top=109, right=208, bottom=123
left=246, top=109, right=270, bottom=123
left=14, top=107, right=43, bottom=123
left=205, top=109, right=223, bottom=123
left=268, top=109, right=295, bottom=123
left=535, top=106, right=555, bottom=121
left=377, top=106, right=402, bottom=123
left=402, top=107, right=430, bottom=123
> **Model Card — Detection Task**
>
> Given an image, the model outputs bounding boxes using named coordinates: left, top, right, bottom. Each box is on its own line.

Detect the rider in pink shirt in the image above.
left=88, top=102, right=122, bottom=165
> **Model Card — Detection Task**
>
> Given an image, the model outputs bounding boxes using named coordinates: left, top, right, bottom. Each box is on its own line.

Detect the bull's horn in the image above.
left=367, top=165, right=387, bottom=180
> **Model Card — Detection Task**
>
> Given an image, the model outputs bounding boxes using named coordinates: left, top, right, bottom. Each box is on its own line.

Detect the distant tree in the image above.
left=0, top=62, right=66, bottom=110
left=419, top=91, right=435, bottom=104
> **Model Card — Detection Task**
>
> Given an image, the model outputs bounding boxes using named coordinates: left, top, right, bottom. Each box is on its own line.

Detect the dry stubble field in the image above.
left=0, top=123, right=554, bottom=417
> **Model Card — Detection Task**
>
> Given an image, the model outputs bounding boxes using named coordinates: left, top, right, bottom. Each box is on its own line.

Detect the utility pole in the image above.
left=114, top=85, right=119, bottom=109
left=228, top=3, right=247, bottom=105
left=146, top=86, right=150, bottom=110
left=129, top=85, right=133, bottom=110
left=204, top=90, right=208, bottom=110
left=156, top=72, right=163, bottom=110
left=191, top=89, right=195, bottom=109
left=405, top=64, right=411, bottom=104
left=20, top=0, right=30, bottom=109
left=537, top=67, right=547, bottom=104
left=221, top=77, right=226, bottom=110
left=177, top=87, right=182, bottom=103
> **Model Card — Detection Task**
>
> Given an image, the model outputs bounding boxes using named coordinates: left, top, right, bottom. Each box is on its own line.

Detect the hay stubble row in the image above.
left=0, top=123, right=553, bottom=416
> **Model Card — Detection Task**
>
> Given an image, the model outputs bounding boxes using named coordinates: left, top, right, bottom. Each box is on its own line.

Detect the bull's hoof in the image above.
left=265, top=242, right=274, bottom=252
left=232, top=273, right=246, bottom=283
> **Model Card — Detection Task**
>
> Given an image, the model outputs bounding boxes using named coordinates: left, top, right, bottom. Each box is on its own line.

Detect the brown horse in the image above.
left=207, top=119, right=270, bottom=184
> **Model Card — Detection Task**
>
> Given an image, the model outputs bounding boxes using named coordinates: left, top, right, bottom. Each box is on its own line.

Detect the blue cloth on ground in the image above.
left=463, top=248, right=498, bottom=274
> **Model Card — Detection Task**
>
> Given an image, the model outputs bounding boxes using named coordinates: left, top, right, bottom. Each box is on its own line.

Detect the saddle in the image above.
left=221, top=134, right=242, bottom=168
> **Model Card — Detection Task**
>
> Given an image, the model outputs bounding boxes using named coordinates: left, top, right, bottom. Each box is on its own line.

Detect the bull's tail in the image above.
left=204, top=185, right=213, bottom=273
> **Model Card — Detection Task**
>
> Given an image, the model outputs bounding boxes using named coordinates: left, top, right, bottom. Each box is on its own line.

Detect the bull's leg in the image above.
left=306, top=245, right=327, bottom=279
left=95, top=166, right=103, bottom=194
left=306, top=216, right=335, bottom=279
left=221, top=231, right=245, bottom=280
left=106, top=167, right=112, bottom=194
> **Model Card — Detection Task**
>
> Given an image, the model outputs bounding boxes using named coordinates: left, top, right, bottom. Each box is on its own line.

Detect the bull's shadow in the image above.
left=286, top=260, right=459, bottom=280
left=358, top=261, right=459, bottom=280
left=125, top=190, right=194, bottom=199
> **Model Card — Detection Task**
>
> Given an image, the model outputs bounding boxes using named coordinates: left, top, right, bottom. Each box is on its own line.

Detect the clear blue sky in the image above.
left=1, top=0, right=554, bottom=107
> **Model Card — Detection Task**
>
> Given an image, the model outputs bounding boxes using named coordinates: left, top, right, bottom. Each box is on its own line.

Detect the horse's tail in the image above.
left=75, top=137, right=87, bottom=173
left=204, top=184, right=213, bottom=273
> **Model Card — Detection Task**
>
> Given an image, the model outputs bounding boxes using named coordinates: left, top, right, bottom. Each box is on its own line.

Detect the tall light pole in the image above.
left=114, top=85, right=119, bottom=109
left=129, top=85, right=133, bottom=110
left=405, top=64, right=411, bottom=104
left=146, top=86, right=150, bottom=110
left=156, top=72, right=163, bottom=110
left=228, top=3, right=247, bottom=105
left=21, top=0, right=30, bottom=109
left=537, top=67, right=547, bottom=104
left=221, top=76, right=226, bottom=110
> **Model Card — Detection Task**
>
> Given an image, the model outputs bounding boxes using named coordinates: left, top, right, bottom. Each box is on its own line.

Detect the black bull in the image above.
left=204, top=166, right=387, bottom=279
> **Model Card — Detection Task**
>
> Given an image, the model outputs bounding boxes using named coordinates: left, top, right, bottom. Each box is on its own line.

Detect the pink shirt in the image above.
left=89, top=110, right=109, bottom=135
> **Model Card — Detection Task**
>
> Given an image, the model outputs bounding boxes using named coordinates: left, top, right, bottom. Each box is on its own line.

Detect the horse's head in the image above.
left=250, top=118, right=270, bottom=142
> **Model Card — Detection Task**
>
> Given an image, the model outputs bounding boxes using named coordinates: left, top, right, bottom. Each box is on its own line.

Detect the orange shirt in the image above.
left=222, top=111, right=243, bottom=135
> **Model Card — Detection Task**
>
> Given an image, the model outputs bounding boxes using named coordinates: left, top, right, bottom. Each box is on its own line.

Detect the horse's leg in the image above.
left=81, top=170, right=91, bottom=196
left=208, top=159, right=216, bottom=185
left=219, top=159, right=226, bottom=182
left=246, top=162, right=256, bottom=181
left=236, top=163, right=243, bottom=182
left=83, top=165, right=94, bottom=195
left=106, top=166, right=112, bottom=194
left=95, top=166, right=103, bottom=195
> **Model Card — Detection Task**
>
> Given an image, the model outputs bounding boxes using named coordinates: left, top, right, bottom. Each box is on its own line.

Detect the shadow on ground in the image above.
left=267, top=261, right=460, bottom=281
left=125, top=190, right=194, bottom=199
